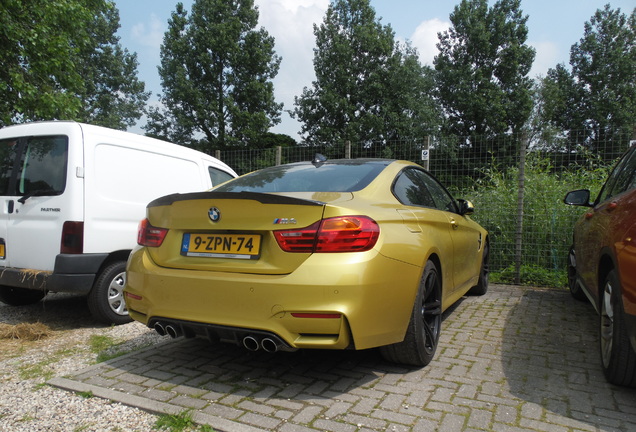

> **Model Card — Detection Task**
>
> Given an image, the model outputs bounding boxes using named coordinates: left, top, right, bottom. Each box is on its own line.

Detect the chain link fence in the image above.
left=215, top=131, right=634, bottom=287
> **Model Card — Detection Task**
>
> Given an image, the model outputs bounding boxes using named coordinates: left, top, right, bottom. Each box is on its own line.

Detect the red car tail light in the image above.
left=137, top=218, right=168, bottom=247
left=61, top=221, right=84, bottom=254
left=274, top=216, right=379, bottom=253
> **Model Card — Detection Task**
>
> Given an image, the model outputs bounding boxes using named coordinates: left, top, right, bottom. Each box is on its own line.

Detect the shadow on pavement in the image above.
left=0, top=292, right=105, bottom=330
left=501, top=288, right=636, bottom=429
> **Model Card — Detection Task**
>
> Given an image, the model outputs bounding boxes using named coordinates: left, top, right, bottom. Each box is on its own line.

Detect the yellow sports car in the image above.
left=124, top=157, right=489, bottom=366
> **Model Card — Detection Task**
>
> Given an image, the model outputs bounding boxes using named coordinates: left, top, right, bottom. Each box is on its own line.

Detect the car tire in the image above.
left=468, top=242, right=489, bottom=296
left=599, top=269, right=636, bottom=387
left=87, top=261, right=132, bottom=325
left=380, top=260, right=442, bottom=367
left=567, top=247, right=587, bottom=302
left=0, top=286, right=46, bottom=306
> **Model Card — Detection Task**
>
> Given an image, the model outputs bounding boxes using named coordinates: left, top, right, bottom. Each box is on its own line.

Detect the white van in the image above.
left=0, top=121, right=237, bottom=324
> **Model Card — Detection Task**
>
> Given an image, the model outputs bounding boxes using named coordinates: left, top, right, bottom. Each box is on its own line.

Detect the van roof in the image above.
left=0, top=120, right=237, bottom=176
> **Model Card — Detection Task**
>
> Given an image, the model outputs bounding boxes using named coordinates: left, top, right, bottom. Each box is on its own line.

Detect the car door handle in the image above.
left=7, top=200, right=13, bottom=214
left=607, top=201, right=618, bottom=211
left=450, top=218, right=458, bottom=229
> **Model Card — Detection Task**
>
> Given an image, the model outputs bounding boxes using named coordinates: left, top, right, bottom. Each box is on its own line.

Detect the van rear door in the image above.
left=0, top=133, right=79, bottom=271
left=0, top=137, right=20, bottom=266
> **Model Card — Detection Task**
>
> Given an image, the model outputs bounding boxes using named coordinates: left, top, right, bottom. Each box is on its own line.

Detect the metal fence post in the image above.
left=422, top=136, right=430, bottom=171
left=275, top=146, right=282, bottom=166
left=345, top=141, right=351, bottom=159
left=215, top=150, right=221, bottom=160
left=514, top=133, right=527, bottom=285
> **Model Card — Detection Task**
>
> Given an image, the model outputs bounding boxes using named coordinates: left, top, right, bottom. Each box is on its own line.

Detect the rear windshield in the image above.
left=215, top=160, right=389, bottom=193
left=0, top=135, right=68, bottom=196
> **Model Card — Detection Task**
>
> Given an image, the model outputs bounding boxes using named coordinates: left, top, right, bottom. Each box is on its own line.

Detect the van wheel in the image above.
left=88, top=261, right=131, bottom=325
left=0, top=286, right=46, bottom=306
left=379, top=261, right=442, bottom=366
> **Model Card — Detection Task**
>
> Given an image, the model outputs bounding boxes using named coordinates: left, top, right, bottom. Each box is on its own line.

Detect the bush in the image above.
left=459, top=152, right=611, bottom=284
left=491, top=264, right=567, bottom=288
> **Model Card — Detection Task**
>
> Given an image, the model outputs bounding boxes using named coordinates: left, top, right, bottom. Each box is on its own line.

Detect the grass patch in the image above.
left=491, top=264, right=567, bottom=288
left=88, top=334, right=131, bottom=362
left=89, top=334, right=118, bottom=353
left=154, top=410, right=195, bottom=432
left=18, top=363, right=54, bottom=381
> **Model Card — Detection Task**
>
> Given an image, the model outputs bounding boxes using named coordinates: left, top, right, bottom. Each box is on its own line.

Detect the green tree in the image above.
left=145, top=0, right=282, bottom=152
left=540, top=5, right=635, bottom=157
left=292, top=0, right=440, bottom=147
left=534, top=64, right=585, bottom=149
left=76, top=5, right=150, bottom=130
left=434, top=0, right=535, bottom=143
left=0, top=0, right=148, bottom=129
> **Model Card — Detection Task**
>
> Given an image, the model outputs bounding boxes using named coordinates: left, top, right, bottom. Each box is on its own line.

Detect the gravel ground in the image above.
left=0, top=292, right=175, bottom=432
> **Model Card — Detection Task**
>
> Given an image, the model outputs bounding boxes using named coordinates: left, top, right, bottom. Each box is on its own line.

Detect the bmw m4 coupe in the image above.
left=124, top=158, right=489, bottom=366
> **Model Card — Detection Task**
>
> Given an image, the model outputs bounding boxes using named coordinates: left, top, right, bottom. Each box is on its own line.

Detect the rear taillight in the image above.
left=137, top=218, right=168, bottom=247
left=274, top=216, right=379, bottom=253
left=61, top=221, right=84, bottom=254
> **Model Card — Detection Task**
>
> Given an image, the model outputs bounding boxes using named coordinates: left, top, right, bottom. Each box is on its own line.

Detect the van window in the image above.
left=0, top=135, right=68, bottom=196
left=0, top=139, right=19, bottom=195
left=18, top=136, right=68, bottom=195
left=209, top=166, right=234, bottom=186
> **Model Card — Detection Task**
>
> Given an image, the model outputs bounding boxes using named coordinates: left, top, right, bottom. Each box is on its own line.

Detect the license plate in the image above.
left=181, top=233, right=261, bottom=259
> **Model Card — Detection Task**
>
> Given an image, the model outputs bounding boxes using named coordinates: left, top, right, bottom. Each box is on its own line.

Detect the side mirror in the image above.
left=563, top=189, right=592, bottom=207
left=457, top=199, right=475, bottom=216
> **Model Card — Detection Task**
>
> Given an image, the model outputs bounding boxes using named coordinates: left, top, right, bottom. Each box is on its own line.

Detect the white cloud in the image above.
left=529, top=40, right=561, bottom=79
left=131, top=13, right=165, bottom=50
left=410, top=18, right=450, bottom=66
left=254, top=0, right=329, bottom=137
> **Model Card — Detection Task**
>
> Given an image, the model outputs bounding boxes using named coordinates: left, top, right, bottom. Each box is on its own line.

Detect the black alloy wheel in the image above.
left=380, top=260, right=442, bottom=367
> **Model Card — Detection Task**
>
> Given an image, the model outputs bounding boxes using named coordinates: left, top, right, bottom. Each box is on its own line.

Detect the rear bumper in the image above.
left=0, top=253, right=108, bottom=294
left=124, top=247, right=422, bottom=350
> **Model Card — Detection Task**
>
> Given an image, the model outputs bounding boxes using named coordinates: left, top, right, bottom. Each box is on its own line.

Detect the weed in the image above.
left=491, top=264, right=567, bottom=287
left=154, top=410, right=195, bottom=432
left=89, top=334, right=117, bottom=353
left=18, top=363, right=54, bottom=381
left=78, top=390, right=94, bottom=399
left=89, top=334, right=131, bottom=362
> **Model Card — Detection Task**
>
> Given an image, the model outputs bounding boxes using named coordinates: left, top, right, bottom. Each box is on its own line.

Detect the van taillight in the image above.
left=61, top=221, right=84, bottom=254
left=137, top=218, right=168, bottom=247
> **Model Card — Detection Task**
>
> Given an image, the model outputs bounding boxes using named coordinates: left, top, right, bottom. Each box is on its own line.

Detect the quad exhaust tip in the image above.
left=153, top=322, right=182, bottom=338
left=242, top=336, right=280, bottom=352
left=154, top=322, right=166, bottom=336
left=153, top=321, right=291, bottom=352
left=165, top=324, right=182, bottom=338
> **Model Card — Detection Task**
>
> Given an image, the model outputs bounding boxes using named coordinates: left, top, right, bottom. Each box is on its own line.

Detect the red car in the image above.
left=565, top=143, right=636, bottom=387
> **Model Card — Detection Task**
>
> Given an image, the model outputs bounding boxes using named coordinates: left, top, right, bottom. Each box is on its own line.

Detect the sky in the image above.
left=112, top=0, right=635, bottom=139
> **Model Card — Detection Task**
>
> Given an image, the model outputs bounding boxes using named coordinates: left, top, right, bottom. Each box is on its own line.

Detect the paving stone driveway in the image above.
left=50, top=285, right=636, bottom=432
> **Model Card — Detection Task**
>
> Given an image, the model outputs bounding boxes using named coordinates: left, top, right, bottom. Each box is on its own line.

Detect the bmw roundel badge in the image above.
left=208, top=207, right=221, bottom=222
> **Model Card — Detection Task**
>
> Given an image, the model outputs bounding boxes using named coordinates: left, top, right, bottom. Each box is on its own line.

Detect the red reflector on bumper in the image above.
left=125, top=292, right=142, bottom=301
left=291, top=313, right=341, bottom=319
